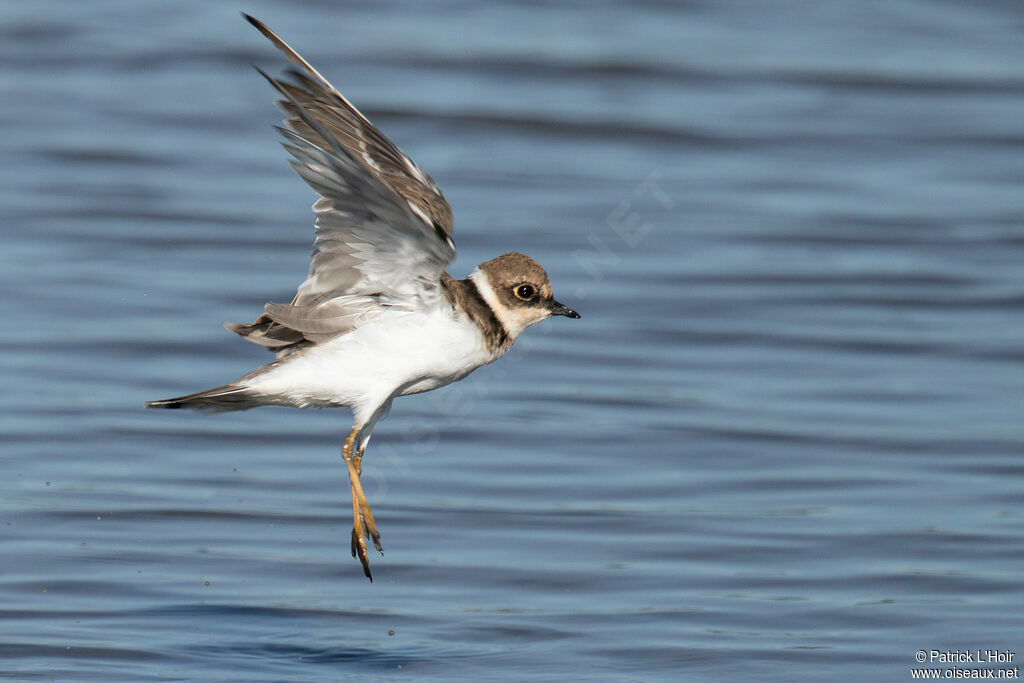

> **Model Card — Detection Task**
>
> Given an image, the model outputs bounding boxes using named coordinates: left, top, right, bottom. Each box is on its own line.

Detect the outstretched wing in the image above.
left=228, top=15, right=456, bottom=349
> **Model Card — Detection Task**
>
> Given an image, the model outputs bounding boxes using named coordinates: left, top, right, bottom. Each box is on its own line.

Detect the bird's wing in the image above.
left=229, top=15, right=456, bottom=349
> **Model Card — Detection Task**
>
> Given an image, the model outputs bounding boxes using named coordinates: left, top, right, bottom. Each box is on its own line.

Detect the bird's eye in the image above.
left=513, top=284, right=535, bottom=301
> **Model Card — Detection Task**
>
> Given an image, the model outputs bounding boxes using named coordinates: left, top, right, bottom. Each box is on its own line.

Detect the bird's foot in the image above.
left=350, top=501, right=383, bottom=580
left=348, top=484, right=383, bottom=580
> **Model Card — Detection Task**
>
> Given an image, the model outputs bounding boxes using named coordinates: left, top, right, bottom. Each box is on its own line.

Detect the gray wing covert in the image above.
left=227, top=15, right=457, bottom=351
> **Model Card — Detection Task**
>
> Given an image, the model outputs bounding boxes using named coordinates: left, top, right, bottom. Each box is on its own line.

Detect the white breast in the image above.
left=243, top=306, right=498, bottom=421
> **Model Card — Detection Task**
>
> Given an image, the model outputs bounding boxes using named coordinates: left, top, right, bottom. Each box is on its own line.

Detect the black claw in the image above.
left=351, top=527, right=374, bottom=580
left=365, top=524, right=383, bottom=553
left=359, top=549, right=373, bottom=581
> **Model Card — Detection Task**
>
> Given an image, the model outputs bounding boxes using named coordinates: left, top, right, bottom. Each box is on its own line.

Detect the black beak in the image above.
left=548, top=299, right=581, bottom=319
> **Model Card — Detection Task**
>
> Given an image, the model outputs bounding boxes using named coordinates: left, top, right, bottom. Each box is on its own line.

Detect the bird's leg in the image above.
left=342, top=426, right=382, bottom=580
left=354, top=444, right=366, bottom=477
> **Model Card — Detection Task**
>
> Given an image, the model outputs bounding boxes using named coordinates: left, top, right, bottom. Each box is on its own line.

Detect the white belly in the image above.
left=243, top=308, right=497, bottom=420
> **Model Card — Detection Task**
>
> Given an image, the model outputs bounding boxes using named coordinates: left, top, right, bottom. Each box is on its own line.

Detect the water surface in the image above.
left=2, top=1, right=1023, bottom=680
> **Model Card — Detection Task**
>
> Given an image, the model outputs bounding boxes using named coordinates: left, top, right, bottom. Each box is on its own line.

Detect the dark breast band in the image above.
left=440, top=273, right=511, bottom=355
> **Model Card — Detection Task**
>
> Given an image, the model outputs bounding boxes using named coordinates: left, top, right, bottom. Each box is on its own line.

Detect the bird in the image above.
left=146, top=14, right=580, bottom=580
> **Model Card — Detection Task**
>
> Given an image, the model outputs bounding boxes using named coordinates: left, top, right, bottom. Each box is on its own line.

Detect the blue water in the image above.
left=2, top=1, right=1023, bottom=680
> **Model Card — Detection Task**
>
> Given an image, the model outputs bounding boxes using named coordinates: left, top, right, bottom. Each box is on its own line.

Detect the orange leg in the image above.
left=354, top=444, right=366, bottom=477
left=342, top=427, right=382, bottom=580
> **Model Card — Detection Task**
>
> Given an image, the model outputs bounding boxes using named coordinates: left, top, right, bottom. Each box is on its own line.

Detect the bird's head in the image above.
left=470, top=252, right=580, bottom=340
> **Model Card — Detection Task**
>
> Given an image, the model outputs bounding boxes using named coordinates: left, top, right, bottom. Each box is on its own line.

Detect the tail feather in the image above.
left=145, top=384, right=259, bottom=412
